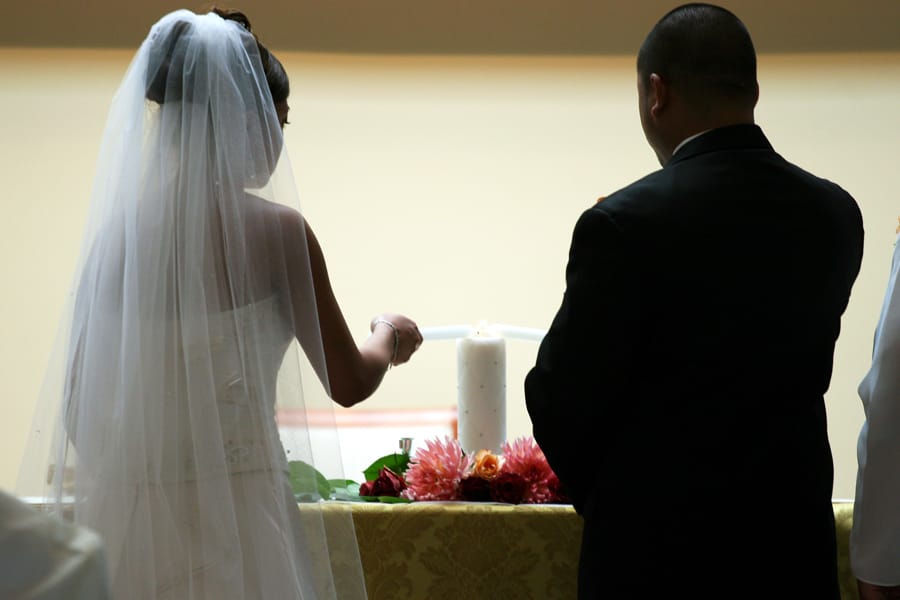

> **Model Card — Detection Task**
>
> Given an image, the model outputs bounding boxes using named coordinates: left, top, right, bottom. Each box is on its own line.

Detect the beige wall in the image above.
left=2, top=48, right=898, bottom=498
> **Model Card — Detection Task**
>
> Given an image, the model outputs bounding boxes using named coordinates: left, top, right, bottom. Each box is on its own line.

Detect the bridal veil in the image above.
left=18, top=10, right=366, bottom=599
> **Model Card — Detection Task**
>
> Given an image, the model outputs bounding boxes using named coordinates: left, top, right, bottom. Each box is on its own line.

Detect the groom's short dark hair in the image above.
left=637, top=3, right=758, bottom=110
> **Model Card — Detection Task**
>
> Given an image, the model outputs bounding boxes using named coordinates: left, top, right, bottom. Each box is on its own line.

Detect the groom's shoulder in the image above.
left=592, top=169, right=669, bottom=218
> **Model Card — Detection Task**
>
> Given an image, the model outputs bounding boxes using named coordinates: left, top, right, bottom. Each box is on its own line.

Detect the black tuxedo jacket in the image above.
left=526, top=124, right=863, bottom=598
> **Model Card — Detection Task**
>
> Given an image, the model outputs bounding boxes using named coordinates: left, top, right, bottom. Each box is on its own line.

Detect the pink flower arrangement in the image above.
left=391, top=435, right=569, bottom=504
left=500, top=437, right=559, bottom=504
left=401, top=437, right=472, bottom=501
left=293, top=436, right=568, bottom=504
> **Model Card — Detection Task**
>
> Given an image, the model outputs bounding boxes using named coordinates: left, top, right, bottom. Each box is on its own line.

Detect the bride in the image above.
left=18, top=8, right=420, bottom=599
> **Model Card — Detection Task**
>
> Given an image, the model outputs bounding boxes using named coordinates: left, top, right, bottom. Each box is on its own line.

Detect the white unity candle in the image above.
left=456, top=323, right=506, bottom=455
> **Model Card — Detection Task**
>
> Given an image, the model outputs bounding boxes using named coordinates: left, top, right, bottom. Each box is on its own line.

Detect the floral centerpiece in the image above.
left=291, top=435, right=569, bottom=505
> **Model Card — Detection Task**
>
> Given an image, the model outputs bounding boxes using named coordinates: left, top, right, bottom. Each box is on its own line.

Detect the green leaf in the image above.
left=354, top=494, right=412, bottom=504
left=288, top=460, right=332, bottom=501
left=375, top=495, right=412, bottom=504
left=362, top=453, right=410, bottom=482
left=327, top=479, right=359, bottom=489
left=330, top=482, right=361, bottom=501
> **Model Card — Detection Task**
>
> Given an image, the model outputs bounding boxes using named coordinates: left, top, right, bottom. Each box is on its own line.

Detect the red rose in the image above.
left=489, top=472, right=528, bottom=504
left=459, top=475, right=492, bottom=502
left=360, top=467, right=407, bottom=497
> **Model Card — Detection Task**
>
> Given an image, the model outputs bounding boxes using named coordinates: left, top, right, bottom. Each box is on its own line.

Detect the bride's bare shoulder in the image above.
left=245, top=193, right=305, bottom=235
left=272, top=203, right=307, bottom=243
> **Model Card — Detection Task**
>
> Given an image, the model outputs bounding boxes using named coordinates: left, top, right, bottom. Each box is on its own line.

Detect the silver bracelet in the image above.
left=372, top=319, right=400, bottom=368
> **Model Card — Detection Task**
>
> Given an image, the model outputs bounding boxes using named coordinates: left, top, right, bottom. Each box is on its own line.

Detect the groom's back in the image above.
left=597, top=125, right=862, bottom=491
left=579, top=124, right=863, bottom=595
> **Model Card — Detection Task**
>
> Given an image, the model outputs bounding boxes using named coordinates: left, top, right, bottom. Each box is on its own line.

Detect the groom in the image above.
left=525, top=4, right=863, bottom=599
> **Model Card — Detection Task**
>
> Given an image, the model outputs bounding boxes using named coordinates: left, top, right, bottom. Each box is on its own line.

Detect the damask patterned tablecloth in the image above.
left=314, top=501, right=857, bottom=600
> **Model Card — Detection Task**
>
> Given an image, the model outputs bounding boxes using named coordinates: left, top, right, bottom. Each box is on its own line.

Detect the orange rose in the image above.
left=473, top=450, right=502, bottom=480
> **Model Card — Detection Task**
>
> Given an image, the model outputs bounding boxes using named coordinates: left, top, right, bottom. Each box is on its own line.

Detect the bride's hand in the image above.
left=371, top=314, right=422, bottom=366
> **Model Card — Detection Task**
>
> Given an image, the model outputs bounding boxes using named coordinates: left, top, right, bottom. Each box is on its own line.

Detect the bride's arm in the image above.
left=279, top=207, right=420, bottom=407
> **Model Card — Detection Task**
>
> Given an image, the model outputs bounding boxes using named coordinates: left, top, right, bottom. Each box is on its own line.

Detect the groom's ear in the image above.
left=647, top=73, right=669, bottom=120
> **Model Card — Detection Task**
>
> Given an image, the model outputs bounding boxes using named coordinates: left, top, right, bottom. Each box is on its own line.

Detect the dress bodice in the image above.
left=158, top=295, right=295, bottom=481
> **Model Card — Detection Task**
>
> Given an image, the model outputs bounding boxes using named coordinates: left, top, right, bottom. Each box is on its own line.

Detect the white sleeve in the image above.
left=852, top=238, right=900, bottom=586
left=0, top=491, right=110, bottom=599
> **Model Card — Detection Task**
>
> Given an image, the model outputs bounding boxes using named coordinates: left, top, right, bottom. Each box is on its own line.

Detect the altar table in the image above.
left=315, top=501, right=857, bottom=600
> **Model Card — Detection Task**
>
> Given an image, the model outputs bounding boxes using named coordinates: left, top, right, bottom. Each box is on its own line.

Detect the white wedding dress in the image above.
left=81, top=297, right=301, bottom=598
left=69, top=291, right=363, bottom=599
left=18, top=10, right=366, bottom=599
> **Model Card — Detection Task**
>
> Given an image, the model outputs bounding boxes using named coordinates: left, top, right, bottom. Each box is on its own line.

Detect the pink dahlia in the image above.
left=500, top=436, right=557, bottom=504
left=402, top=436, right=472, bottom=501
left=546, top=471, right=570, bottom=504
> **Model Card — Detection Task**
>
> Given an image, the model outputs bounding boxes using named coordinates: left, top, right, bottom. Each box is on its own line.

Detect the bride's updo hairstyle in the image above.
left=145, top=7, right=289, bottom=105
left=144, top=19, right=190, bottom=104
